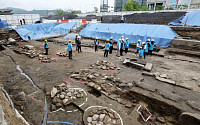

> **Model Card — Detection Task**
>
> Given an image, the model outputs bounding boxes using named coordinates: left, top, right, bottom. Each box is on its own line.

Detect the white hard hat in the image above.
left=147, top=39, right=150, bottom=41
left=76, top=34, right=78, bottom=36
left=119, top=39, right=122, bottom=41
left=151, top=39, right=154, bottom=41
left=111, top=37, right=113, bottom=39
left=121, top=36, right=124, bottom=38
left=96, top=37, right=98, bottom=39
left=126, top=38, right=128, bottom=40
left=138, top=39, right=141, bottom=42
left=142, top=42, right=145, bottom=45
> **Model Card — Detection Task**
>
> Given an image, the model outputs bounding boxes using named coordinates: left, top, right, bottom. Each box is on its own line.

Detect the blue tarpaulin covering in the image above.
left=169, top=10, right=200, bottom=27
left=10, top=22, right=78, bottom=40
left=80, top=23, right=178, bottom=47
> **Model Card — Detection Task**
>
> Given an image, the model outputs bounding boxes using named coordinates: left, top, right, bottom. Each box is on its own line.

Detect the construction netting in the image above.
left=169, top=10, right=200, bottom=27
left=80, top=23, right=179, bottom=47
left=10, top=22, right=78, bottom=40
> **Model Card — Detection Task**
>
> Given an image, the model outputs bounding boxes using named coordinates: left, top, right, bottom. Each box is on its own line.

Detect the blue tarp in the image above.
left=169, top=10, right=200, bottom=27
left=80, top=23, right=179, bottom=47
left=11, top=22, right=78, bottom=40
left=0, top=19, right=8, bottom=27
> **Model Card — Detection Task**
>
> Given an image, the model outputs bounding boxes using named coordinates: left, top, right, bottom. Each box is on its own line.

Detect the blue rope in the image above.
left=47, top=121, right=75, bottom=125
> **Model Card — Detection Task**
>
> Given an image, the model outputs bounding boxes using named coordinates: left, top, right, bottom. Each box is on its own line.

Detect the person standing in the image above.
left=135, top=39, right=141, bottom=55
left=143, top=42, right=148, bottom=59
left=94, top=37, right=99, bottom=52
left=125, top=38, right=129, bottom=54
left=22, top=18, right=26, bottom=25
left=75, top=34, right=78, bottom=51
left=120, top=15, right=124, bottom=23
left=77, top=36, right=82, bottom=53
left=120, top=39, right=125, bottom=56
left=68, top=40, right=73, bottom=60
left=109, top=37, right=114, bottom=54
left=116, top=39, right=121, bottom=57
left=27, top=32, right=31, bottom=40
left=104, top=39, right=110, bottom=57
left=20, top=20, right=23, bottom=25
left=149, top=39, right=156, bottom=56
left=139, top=47, right=144, bottom=59
left=44, top=40, right=49, bottom=55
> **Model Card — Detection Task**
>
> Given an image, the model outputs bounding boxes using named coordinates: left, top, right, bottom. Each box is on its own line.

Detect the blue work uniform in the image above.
left=136, top=42, right=141, bottom=50
left=125, top=41, right=129, bottom=48
left=94, top=39, right=98, bottom=46
left=149, top=42, right=155, bottom=50
left=68, top=43, right=72, bottom=51
left=120, top=41, right=125, bottom=49
left=105, top=43, right=110, bottom=50
left=144, top=44, right=148, bottom=53
left=139, top=49, right=144, bottom=59
left=45, top=42, right=48, bottom=49
left=110, top=40, right=114, bottom=46
left=117, top=41, right=121, bottom=49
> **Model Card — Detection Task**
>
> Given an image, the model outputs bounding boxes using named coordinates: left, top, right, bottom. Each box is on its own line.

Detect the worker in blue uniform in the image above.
left=116, top=39, right=121, bottom=57
left=68, top=40, right=73, bottom=60
left=120, top=39, right=125, bottom=56
left=139, top=47, right=144, bottom=59
left=104, top=39, right=110, bottom=57
left=125, top=38, right=129, bottom=54
left=149, top=39, right=156, bottom=56
left=44, top=39, right=49, bottom=55
left=109, top=37, right=114, bottom=54
left=94, top=37, right=99, bottom=52
left=135, top=39, right=141, bottom=55
left=143, top=42, right=148, bottom=59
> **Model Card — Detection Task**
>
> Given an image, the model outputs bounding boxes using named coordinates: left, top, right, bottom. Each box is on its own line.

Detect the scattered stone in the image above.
left=99, top=114, right=105, bottom=121
left=160, top=74, right=167, bottom=79
left=157, top=117, right=165, bottom=123
left=193, top=77, right=199, bottom=81
left=56, top=51, right=68, bottom=57
left=180, top=112, right=200, bottom=125
left=87, top=117, right=92, bottom=123
left=92, top=114, right=99, bottom=121
left=125, top=101, right=133, bottom=108
left=144, top=62, right=153, bottom=72
left=155, top=77, right=176, bottom=85
left=91, top=60, right=118, bottom=70
left=142, top=71, right=154, bottom=76
left=51, top=87, right=58, bottom=98
left=176, top=82, right=193, bottom=90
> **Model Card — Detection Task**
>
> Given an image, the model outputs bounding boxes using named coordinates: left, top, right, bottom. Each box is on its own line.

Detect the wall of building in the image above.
left=0, top=14, right=40, bottom=26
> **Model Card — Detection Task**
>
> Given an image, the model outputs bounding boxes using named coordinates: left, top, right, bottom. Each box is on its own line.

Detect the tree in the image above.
left=94, top=7, right=98, bottom=13
left=124, top=0, right=141, bottom=11
left=56, top=9, right=66, bottom=15
left=155, top=5, right=164, bottom=10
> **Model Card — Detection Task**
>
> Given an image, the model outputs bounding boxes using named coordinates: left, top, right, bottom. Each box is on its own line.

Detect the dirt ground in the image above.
left=0, top=37, right=200, bottom=125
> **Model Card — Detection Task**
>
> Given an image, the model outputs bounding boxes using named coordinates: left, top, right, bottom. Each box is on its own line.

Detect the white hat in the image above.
left=147, top=39, right=150, bottom=41
left=151, top=39, right=154, bottom=41
left=76, top=34, right=78, bottom=36
left=111, top=37, right=113, bottom=39
left=78, top=36, right=81, bottom=39
left=119, top=39, right=122, bottom=41
left=138, top=39, right=141, bottom=42
left=96, top=37, right=98, bottom=39
left=142, top=42, right=145, bottom=45
left=121, top=36, right=124, bottom=38
left=126, top=38, right=128, bottom=40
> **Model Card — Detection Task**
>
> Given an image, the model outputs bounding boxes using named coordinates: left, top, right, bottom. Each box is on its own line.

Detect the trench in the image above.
left=16, top=65, right=48, bottom=125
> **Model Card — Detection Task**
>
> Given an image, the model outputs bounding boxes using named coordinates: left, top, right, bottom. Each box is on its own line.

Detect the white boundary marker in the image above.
left=135, top=105, right=152, bottom=122
left=85, top=106, right=123, bottom=125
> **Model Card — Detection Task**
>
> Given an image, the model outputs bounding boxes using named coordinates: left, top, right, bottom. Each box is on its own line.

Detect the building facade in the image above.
left=100, top=0, right=115, bottom=12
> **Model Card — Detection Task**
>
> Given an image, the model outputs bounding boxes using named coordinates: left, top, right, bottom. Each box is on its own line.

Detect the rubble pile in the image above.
left=14, top=45, right=42, bottom=58
left=71, top=69, right=101, bottom=82
left=50, top=83, right=85, bottom=111
left=86, top=108, right=121, bottom=125
left=39, top=55, right=57, bottom=63
left=90, top=60, right=119, bottom=70
left=56, top=51, right=68, bottom=57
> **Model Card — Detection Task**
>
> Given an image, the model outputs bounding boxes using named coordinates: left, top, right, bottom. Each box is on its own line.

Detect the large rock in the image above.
left=24, top=45, right=34, bottom=50
left=87, top=117, right=92, bottom=123
left=92, top=114, right=99, bottom=121
left=51, top=87, right=58, bottom=98
left=179, top=112, right=200, bottom=125
left=144, top=62, right=153, bottom=72
left=99, top=114, right=105, bottom=122
left=155, top=77, right=176, bottom=85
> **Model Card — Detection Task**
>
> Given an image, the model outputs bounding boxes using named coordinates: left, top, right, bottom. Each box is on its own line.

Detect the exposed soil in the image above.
left=0, top=37, right=200, bottom=125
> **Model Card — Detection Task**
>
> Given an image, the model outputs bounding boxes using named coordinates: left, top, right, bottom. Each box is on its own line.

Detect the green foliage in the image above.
left=71, top=10, right=81, bottom=14
left=94, top=7, right=98, bottom=13
left=166, top=7, right=174, bottom=10
left=177, top=4, right=188, bottom=9
left=124, top=0, right=141, bottom=11
left=56, top=9, right=66, bottom=15
left=141, top=5, right=148, bottom=11
left=155, top=5, right=164, bottom=10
